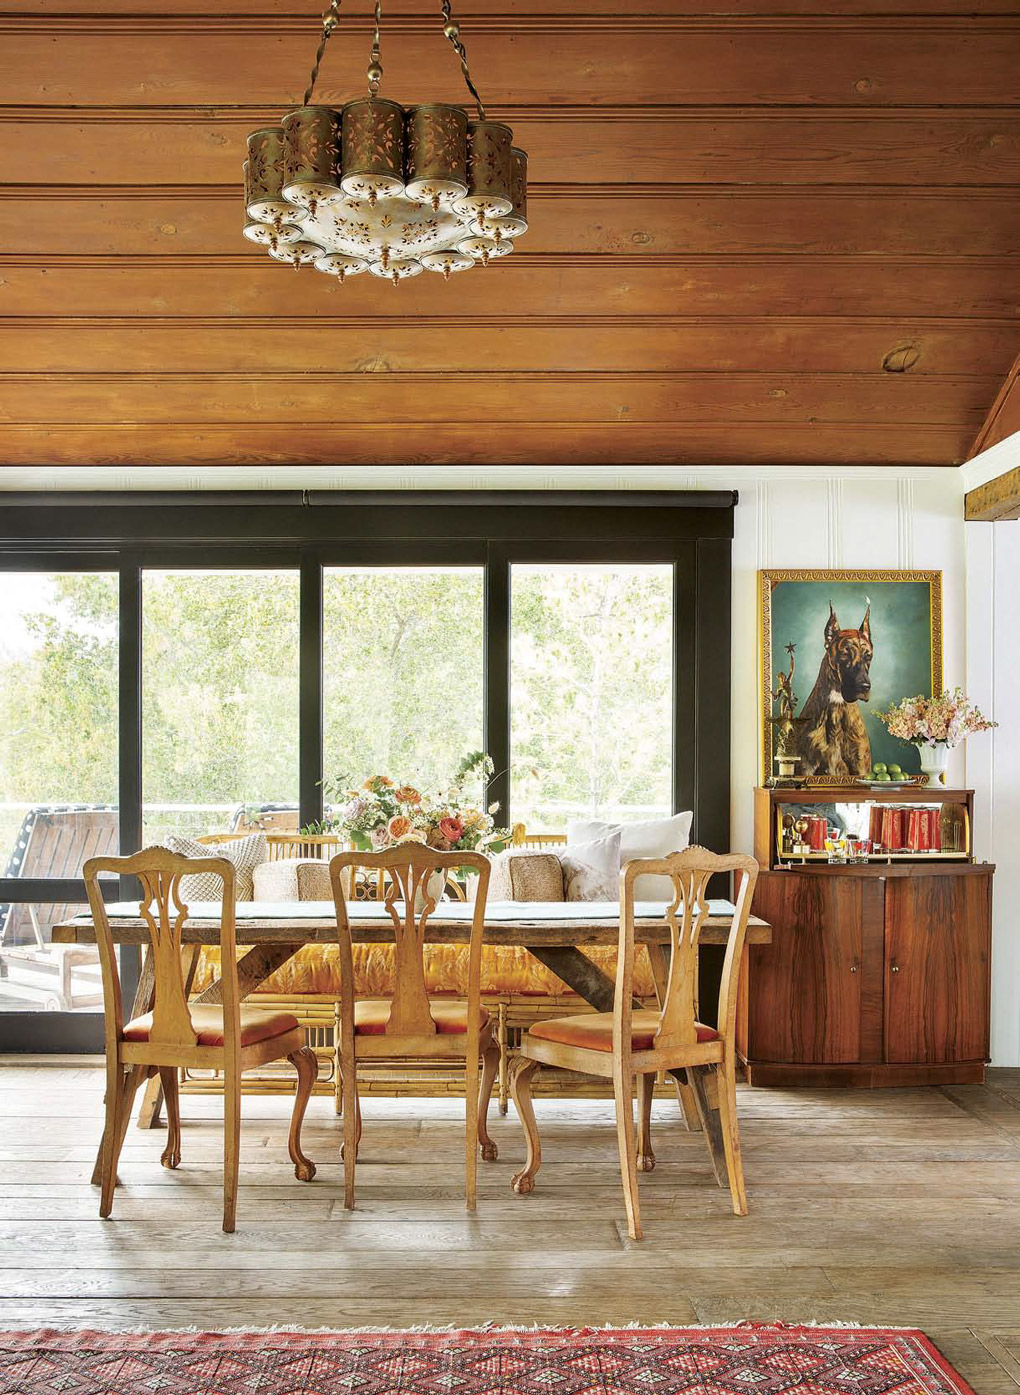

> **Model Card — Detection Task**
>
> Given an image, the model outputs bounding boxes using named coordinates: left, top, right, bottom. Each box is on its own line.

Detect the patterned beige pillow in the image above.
left=559, top=831, right=622, bottom=902
left=167, top=832, right=267, bottom=903
left=488, top=849, right=564, bottom=902
left=253, top=857, right=331, bottom=902
left=508, top=853, right=564, bottom=902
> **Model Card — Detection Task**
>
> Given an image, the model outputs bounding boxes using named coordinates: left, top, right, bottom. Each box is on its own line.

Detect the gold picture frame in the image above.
left=759, top=569, right=944, bottom=787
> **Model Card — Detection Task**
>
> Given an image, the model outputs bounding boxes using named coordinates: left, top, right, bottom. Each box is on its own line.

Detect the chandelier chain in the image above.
left=440, top=0, right=486, bottom=121
left=367, top=0, right=384, bottom=95
left=302, top=0, right=343, bottom=106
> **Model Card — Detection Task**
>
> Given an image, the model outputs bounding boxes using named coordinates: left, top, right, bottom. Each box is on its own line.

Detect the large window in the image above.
left=510, top=564, right=673, bottom=830
left=0, top=572, right=118, bottom=1012
left=141, top=570, right=300, bottom=845
left=0, top=494, right=733, bottom=1049
left=324, top=567, right=484, bottom=793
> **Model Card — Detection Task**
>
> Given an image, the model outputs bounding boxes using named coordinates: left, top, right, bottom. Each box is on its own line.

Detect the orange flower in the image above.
left=396, top=785, right=421, bottom=805
left=438, top=816, right=464, bottom=845
left=363, top=774, right=393, bottom=790
left=388, top=815, right=412, bottom=840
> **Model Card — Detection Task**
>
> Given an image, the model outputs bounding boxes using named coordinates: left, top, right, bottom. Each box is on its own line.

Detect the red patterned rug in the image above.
left=0, top=1324, right=976, bottom=1395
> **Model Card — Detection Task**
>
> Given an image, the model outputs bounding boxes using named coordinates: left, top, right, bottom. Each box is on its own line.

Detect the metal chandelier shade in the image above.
left=242, top=0, right=528, bottom=285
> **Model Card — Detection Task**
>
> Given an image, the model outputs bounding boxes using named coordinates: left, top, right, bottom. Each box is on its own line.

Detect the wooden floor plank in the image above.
left=0, top=1062, right=1017, bottom=1395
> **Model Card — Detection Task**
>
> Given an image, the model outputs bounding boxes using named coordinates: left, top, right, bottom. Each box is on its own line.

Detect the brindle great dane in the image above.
left=796, top=603, right=874, bottom=779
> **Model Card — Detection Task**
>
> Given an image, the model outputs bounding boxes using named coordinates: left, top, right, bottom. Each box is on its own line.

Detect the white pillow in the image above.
left=558, top=831, right=621, bottom=902
left=166, top=832, right=267, bottom=903
left=567, top=812, right=693, bottom=901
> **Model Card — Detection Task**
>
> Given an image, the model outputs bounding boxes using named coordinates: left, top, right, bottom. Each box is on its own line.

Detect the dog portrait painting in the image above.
left=759, top=571, right=942, bottom=785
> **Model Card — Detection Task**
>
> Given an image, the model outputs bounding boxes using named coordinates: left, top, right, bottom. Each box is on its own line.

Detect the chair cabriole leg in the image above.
left=287, top=1046, right=318, bottom=1182
left=478, top=1042, right=500, bottom=1161
left=159, top=1066, right=182, bottom=1169
left=509, top=1055, right=541, bottom=1195
left=636, top=1070, right=656, bottom=1173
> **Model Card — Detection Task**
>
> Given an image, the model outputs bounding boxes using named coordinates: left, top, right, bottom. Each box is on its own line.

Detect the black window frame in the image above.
left=0, top=490, right=735, bottom=1052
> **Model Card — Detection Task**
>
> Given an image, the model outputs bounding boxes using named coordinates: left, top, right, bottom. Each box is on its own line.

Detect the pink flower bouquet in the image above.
left=875, top=688, right=996, bottom=749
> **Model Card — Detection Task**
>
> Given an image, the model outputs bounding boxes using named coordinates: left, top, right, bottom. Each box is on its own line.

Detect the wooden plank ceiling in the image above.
left=0, top=0, right=1018, bottom=469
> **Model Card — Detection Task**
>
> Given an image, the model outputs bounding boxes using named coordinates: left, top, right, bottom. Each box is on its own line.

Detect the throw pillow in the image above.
left=509, top=852, right=564, bottom=902
left=567, top=812, right=694, bottom=901
left=166, top=832, right=267, bottom=903
left=487, top=849, right=565, bottom=902
left=559, top=831, right=621, bottom=902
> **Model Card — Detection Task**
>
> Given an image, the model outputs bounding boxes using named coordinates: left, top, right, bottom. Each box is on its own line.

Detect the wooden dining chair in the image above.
left=508, top=846, right=759, bottom=1240
left=329, top=845, right=499, bottom=1213
left=84, top=847, right=318, bottom=1233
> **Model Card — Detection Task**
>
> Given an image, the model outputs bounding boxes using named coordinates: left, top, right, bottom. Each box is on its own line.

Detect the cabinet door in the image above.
left=884, top=875, right=992, bottom=1064
left=748, top=873, right=865, bottom=1064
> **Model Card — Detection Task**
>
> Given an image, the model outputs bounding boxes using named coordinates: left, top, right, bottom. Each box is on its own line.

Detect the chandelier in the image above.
left=242, top=0, right=528, bottom=284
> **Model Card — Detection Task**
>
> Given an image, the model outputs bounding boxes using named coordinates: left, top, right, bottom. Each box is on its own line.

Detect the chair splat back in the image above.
left=84, top=847, right=239, bottom=1055
left=655, top=860, right=714, bottom=1050
left=329, top=846, right=491, bottom=1037
left=616, top=845, right=759, bottom=1055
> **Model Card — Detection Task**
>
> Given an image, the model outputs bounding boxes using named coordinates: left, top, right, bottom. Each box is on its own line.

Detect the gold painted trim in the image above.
left=758, top=568, right=944, bottom=787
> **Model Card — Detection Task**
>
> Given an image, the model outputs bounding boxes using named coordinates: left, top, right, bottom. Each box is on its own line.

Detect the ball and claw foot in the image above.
left=636, top=1149, right=656, bottom=1174
left=481, top=1140, right=499, bottom=1162
left=160, top=1142, right=181, bottom=1170
left=294, top=1157, right=316, bottom=1182
left=511, top=1170, right=535, bottom=1194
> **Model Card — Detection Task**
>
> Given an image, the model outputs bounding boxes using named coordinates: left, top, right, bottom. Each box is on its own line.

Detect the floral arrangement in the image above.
left=875, top=688, right=996, bottom=748
left=316, top=751, right=511, bottom=859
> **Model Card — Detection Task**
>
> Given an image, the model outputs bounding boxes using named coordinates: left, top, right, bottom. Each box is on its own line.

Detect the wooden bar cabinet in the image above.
left=739, top=787, right=994, bottom=1087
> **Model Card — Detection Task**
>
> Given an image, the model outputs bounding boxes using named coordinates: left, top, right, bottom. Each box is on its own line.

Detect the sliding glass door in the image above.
left=509, top=563, right=674, bottom=831
left=0, top=493, right=732, bottom=1050
left=0, top=565, right=119, bottom=1042
left=323, top=566, right=484, bottom=794
left=141, top=569, right=300, bottom=844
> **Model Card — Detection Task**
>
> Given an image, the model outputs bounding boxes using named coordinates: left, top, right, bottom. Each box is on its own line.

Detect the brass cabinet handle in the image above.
left=849, top=964, right=859, bottom=973
left=890, top=963, right=900, bottom=974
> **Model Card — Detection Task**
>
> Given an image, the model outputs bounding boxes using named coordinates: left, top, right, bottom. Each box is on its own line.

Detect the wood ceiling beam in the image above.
left=1, top=320, right=1014, bottom=378
left=5, top=110, right=1019, bottom=187
left=2, top=19, right=1018, bottom=107
left=965, top=351, right=1020, bottom=519
left=6, top=0, right=1017, bottom=13
left=0, top=421, right=972, bottom=468
left=7, top=0, right=1019, bottom=14
left=2, top=256, right=1014, bottom=320
left=0, top=371, right=994, bottom=426
left=965, top=467, right=1020, bottom=522
left=5, top=188, right=1018, bottom=258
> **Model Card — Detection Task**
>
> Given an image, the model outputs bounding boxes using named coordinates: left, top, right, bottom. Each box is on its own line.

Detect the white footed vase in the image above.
left=918, top=743, right=951, bottom=787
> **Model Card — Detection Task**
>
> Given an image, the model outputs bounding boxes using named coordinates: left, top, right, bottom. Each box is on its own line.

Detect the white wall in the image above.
left=965, top=523, right=1020, bottom=1067
left=728, top=469, right=967, bottom=854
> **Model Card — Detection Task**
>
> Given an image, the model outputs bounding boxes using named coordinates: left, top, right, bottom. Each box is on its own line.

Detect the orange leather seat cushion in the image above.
left=529, top=1010, right=719, bottom=1053
left=123, top=1003, right=299, bottom=1048
left=193, top=942, right=658, bottom=999
left=354, top=999, right=490, bottom=1036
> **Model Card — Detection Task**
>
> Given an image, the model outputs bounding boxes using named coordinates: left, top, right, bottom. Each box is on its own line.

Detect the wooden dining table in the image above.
left=53, top=897, right=771, bottom=1191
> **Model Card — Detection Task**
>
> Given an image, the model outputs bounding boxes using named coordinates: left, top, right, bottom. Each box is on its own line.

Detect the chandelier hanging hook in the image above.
left=367, top=0, right=384, bottom=96
left=440, top=0, right=486, bottom=121
left=303, top=0, right=343, bottom=107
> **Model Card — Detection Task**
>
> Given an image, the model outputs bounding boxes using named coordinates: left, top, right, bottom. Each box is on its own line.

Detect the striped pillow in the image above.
left=166, top=832, right=267, bottom=903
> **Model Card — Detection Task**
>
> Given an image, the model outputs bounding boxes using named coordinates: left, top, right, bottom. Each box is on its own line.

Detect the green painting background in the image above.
left=768, top=578, right=936, bottom=774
